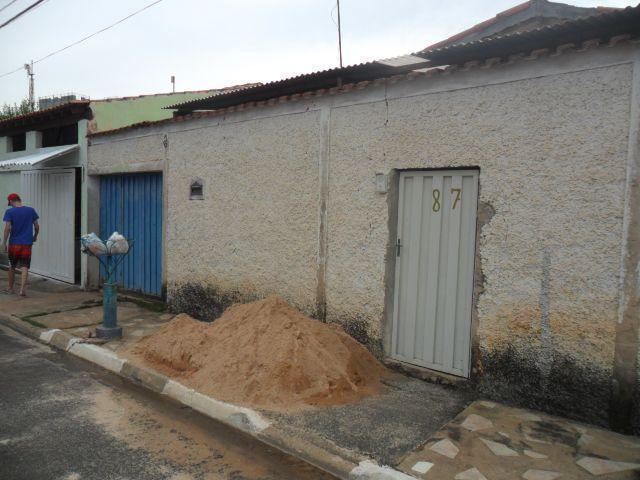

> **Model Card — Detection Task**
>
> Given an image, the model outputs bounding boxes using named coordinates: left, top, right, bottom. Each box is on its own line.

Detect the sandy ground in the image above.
left=0, top=324, right=336, bottom=480
left=124, top=297, right=388, bottom=411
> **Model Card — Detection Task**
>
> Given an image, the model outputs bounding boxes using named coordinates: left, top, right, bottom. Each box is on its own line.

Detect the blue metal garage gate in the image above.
left=100, top=172, right=163, bottom=297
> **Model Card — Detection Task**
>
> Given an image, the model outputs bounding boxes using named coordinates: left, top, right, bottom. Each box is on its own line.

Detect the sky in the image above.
left=0, top=0, right=636, bottom=105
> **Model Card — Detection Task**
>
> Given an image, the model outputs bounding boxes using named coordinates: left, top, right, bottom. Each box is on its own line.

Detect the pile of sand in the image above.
left=127, top=296, right=388, bottom=411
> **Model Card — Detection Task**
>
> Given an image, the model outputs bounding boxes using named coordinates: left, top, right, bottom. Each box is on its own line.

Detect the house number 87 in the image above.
left=432, top=188, right=462, bottom=212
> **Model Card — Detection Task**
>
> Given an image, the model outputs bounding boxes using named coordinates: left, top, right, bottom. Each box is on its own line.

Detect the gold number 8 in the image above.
left=432, top=189, right=441, bottom=212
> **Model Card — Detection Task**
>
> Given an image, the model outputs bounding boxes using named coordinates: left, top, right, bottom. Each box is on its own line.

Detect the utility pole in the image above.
left=336, top=0, right=343, bottom=68
left=24, top=61, right=34, bottom=110
left=171, top=75, right=175, bottom=93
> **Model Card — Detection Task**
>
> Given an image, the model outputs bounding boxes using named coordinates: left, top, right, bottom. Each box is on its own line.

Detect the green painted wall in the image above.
left=89, top=91, right=220, bottom=133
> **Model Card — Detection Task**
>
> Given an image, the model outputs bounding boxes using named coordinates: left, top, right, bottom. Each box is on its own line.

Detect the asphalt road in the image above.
left=0, top=325, right=337, bottom=480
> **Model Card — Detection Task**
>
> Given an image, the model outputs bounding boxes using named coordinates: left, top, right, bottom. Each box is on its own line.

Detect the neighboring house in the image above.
left=0, top=100, right=91, bottom=285
left=425, top=0, right=615, bottom=50
left=89, top=5, right=640, bottom=434
left=0, top=87, right=253, bottom=289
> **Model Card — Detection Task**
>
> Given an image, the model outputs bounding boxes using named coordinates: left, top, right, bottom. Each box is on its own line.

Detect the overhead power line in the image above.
left=0, top=0, right=164, bottom=79
left=0, top=0, right=21, bottom=15
left=35, top=0, right=164, bottom=64
left=0, top=0, right=47, bottom=30
left=0, top=65, right=24, bottom=79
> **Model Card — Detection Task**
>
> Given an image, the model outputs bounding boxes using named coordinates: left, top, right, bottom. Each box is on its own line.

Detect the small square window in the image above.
left=190, top=180, right=204, bottom=200
left=10, top=133, right=25, bottom=152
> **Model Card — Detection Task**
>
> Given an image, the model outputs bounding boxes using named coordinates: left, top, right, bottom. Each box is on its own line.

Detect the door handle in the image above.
left=396, top=238, right=402, bottom=257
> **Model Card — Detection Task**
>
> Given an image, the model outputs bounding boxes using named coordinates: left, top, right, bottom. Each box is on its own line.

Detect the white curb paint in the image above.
left=162, top=380, right=270, bottom=433
left=350, top=460, right=419, bottom=480
left=65, top=338, right=83, bottom=351
left=185, top=388, right=271, bottom=433
left=68, top=343, right=125, bottom=374
left=39, top=329, right=61, bottom=343
left=162, top=379, right=195, bottom=404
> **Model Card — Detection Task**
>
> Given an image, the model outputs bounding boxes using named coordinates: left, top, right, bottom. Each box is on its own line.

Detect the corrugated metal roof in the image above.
left=163, top=4, right=639, bottom=115
left=91, top=83, right=260, bottom=103
left=424, top=0, right=533, bottom=50
left=165, top=55, right=430, bottom=112
left=0, top=144, right=79, bottom=168
left=422, top=1, right=617, bottom=51
left=417, top=3, right=640, bottom=64
left=88, top=3, right=640, bottom=139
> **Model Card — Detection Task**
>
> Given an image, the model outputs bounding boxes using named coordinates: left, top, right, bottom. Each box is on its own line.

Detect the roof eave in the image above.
left=165, top=59, right=431, bottom=113
left=416, top=4, right=640, bottom=64
left=165, top=5, right=640, bottom=115
left=0, top=101, right=92, bottom=137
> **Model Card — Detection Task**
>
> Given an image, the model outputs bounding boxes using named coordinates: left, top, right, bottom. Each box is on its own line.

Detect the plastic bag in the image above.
left=106, top=231, right=129, bottom=254
left=80, top=233, right=107, bottom=256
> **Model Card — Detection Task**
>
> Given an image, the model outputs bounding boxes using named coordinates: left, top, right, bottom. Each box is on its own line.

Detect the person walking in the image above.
left=2, top=193, right=39, bottom=297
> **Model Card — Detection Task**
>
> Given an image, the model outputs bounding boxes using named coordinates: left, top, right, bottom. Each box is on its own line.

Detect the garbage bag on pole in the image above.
left=106, top=232, right=129, bottom=254
left=80, top=233, right=107, bottom=256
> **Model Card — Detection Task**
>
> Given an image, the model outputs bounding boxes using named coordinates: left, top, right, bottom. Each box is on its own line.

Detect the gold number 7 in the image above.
left=451, top=188, right=462, bottom=210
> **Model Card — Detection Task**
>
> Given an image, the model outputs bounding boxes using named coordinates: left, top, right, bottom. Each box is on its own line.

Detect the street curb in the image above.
left=0, top=312, right=45, bottom=339
left=68, top=343, right=126, bottom=374
left=0, top=315, right=419, bottom=480
left=121, top=361, right=168, bottom=393
left=49, top=330, right=76, bottom=351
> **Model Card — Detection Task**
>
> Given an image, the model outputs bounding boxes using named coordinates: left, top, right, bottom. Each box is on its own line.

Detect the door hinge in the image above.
left=396, top=238, right=402, bottom=257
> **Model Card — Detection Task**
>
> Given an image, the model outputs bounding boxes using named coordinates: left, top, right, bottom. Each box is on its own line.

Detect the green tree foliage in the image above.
left=0, top=99, right=34, bottom=120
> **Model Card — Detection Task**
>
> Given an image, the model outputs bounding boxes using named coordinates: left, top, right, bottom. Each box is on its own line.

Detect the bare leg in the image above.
left=19, top=267, right=28, bottom=296
left=7, top=267, right=15, bottom=293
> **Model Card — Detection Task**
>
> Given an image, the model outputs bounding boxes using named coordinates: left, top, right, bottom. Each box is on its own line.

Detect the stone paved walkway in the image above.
left=398, top=401, right=640, bottom=479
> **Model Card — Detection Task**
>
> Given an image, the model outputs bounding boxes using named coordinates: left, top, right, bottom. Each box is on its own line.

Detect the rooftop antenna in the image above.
left=170, top=75, right=175, bottom=93
left=24, top=61, right=34, bottom=109
left=336, top=0, right=343, bottom=67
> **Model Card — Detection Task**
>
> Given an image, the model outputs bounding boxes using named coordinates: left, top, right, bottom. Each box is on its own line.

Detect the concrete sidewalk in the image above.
left=0, top=271, right=101, bottom=320
left=0, top=269, right=170, bottom=341
left=1, top=269, right=639, bottom=479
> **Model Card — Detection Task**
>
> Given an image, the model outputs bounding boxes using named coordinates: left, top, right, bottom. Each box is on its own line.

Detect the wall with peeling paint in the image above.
left=327, top=63, right=632, bottom=427
left=87, top=44, right=639, bottom=430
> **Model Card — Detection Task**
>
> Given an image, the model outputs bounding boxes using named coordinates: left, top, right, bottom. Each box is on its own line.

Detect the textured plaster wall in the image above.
left=89, top=51, right=636, bottom=427
left=326, top=63, right=632, bottom=424
left=165, top=111, right=321, bottom=317
left=88, top=134, right=165, bottom=175
left=328, top=64, right=630, bottom=358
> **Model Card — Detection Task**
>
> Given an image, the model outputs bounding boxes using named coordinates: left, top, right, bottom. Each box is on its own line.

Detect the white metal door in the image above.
left=392, top=170, right=478, bottom=377
left=20, top=169, right=75, bottom=283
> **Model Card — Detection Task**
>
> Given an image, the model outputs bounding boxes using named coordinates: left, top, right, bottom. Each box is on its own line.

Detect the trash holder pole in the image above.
left=96, top=254, right=123, bottom=339
left=102, top=282, right=117, bottom=328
